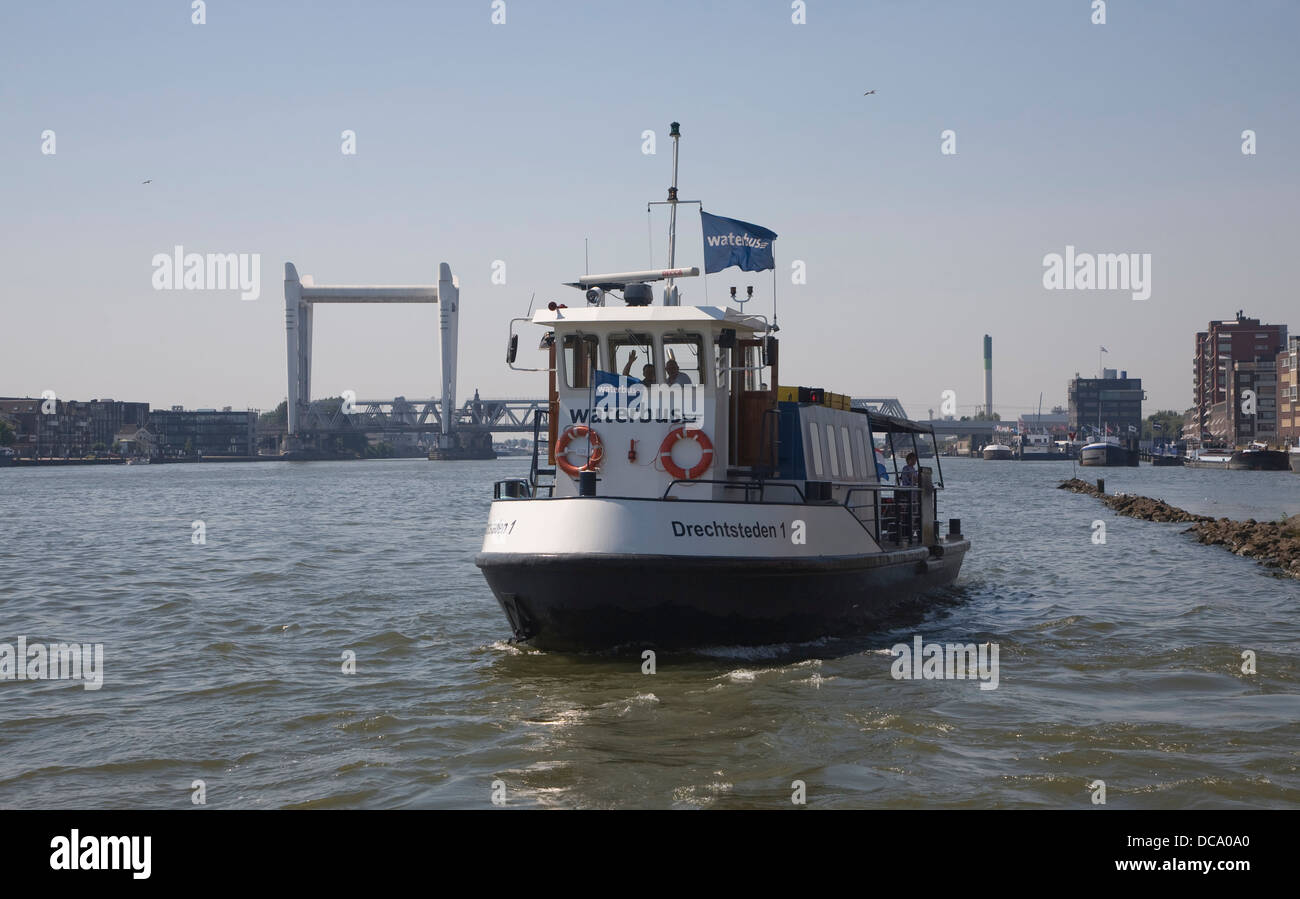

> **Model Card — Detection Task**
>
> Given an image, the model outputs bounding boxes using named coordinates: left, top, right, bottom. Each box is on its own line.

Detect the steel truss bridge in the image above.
left=296, top=395, right=547, bottom=435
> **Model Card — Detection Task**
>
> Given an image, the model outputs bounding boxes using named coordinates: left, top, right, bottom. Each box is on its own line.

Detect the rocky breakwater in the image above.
left=1059, top=478, right=1300, bottom=580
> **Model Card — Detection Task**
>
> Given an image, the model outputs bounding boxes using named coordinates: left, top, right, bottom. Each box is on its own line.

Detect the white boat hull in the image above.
left=477, top=497, right=969, bottom=649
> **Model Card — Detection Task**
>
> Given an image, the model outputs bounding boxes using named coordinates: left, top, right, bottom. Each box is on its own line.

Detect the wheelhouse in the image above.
left=500, top=299, right=945, bottom=549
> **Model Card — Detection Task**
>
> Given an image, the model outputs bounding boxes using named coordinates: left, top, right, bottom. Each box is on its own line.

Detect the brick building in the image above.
left=1193, top=312, right=1287, bottom=440
left=1280, top=336, right=1299, bottom=447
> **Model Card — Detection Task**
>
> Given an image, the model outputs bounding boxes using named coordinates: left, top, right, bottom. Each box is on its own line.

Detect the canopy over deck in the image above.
left=859, top=409, right=935, bottom=435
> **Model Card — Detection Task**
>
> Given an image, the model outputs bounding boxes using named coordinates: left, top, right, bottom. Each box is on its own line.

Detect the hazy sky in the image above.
left=3, top=1, right=1297, bottom=420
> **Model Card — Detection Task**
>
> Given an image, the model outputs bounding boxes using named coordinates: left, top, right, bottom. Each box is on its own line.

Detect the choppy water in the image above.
left=1, top=458, right=1297, bottom=808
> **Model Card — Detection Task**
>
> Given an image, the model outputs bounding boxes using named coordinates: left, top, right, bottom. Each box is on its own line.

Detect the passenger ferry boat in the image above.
left=981, top=443, right=1013, bottom=461
left=475, top=126, right=970, bottom=650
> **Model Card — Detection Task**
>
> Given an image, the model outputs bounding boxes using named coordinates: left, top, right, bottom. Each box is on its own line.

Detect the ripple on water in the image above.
left=0, top=458, right=1297, bottom=808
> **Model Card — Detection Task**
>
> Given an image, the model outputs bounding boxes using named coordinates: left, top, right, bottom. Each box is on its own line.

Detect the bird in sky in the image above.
left=863, top=90, right=877, bottom=95
left=141, top=179, right=152, bottom=184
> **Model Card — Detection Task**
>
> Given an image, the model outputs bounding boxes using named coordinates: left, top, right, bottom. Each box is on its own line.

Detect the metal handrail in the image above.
left=662, top=478, right=807, bottom=503
left=842, top=484, right=923, bottom=546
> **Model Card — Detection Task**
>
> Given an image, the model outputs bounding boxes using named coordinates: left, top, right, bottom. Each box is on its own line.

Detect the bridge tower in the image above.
left=283, top=261, right=471, bottom=455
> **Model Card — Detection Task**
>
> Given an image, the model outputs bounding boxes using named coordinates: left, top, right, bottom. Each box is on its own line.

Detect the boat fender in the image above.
left=555, top=425, right=604, bottom=478
left=628, top=439, right=637, bottom=463
left=659, top=427, right=714, bottom=480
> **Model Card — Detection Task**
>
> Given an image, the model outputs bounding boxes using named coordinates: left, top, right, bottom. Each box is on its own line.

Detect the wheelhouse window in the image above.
left=562, top=334, right=600, bottom=389
left=840, top=426, right=854, bottom=477
left=825, top=424, right=840, bottom=477
left=663, top=332, right=705, bottom=387
left=807, top=421, right=823, bottom=476
left=855, top=429, right=870, bottom=480
left=609, top=332, right=656, bottom=384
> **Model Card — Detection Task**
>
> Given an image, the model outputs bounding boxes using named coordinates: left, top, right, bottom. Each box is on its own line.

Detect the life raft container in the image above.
left=658, top=427, right=714, bottom=480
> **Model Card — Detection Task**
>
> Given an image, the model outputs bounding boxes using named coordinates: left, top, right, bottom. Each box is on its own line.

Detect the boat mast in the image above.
left=665, top=121, right=681, bottom=306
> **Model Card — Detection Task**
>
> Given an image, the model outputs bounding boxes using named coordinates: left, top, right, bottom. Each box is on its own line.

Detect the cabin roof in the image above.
left=862, top=410, right=935, bottom=435
left=531, top=305, right=766, bottom=332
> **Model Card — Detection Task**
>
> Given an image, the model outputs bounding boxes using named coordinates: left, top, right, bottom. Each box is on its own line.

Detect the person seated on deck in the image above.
left=664, top=358, right=692, bottom=386
left=621, top=350, right=656, bottom=385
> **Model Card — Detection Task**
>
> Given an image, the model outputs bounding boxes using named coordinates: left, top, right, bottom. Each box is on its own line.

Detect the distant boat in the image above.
left=1149, top=447, right=1183, bottom=466
left=982, top=443, right=1013, bottom=460
left=1228, top=442, right=1289, bottom=471
left=1016, top=432, right=1063, bottom=461
left=1079, top=437, right=1138, bottom=467
left=1184, top=443, right=1233, bottom=469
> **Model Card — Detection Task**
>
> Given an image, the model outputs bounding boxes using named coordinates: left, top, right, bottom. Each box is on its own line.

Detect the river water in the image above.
left=1, top=458, right=1297, bottom=808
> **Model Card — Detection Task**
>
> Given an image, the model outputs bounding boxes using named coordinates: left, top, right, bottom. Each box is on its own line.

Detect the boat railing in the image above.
left=662, top=478, right=807, bottom=503
left=527, top=409, right=555, bottom=497
left=842, top=484, right=924, bottom=547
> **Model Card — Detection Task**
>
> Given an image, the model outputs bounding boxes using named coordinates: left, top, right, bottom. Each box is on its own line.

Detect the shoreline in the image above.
left=1060, top=478, right=1300, bottom=580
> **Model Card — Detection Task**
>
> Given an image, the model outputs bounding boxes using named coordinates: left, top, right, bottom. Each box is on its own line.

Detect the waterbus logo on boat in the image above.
left=572, top=379, right=702, bottom=425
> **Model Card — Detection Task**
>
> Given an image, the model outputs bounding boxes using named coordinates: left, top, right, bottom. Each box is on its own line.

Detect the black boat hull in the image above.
left=1228, top=450, right=1290, bottom=471
left=477, top=542, right=970, bottom=651
left=1079, top=445, right=1138, bottom=467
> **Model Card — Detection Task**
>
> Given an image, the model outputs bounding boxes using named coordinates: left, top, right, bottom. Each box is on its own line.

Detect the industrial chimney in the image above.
left=984, top=334, right=993, bottom=418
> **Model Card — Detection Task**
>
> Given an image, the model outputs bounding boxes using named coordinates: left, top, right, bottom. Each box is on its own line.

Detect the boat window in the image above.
left=840, top=426, right=854, bottom=477
left=561, top=334, right=600, bottom=389
left=609, top=332, right=656, bottom=384
left=825, top=424, right=840, bottom=478
left=741, top=343, right=763, bottom=391
left=855, top=429, right=870, bottom=480
left=807, top=421, right=823, bottom=476
left=663, top=333, right=705, bottom=386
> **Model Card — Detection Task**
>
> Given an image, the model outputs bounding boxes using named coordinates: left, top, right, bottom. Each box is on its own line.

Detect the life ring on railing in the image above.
left=659, top=427, right=714, bottom=480
left=555, top=425, right=604, bottom=478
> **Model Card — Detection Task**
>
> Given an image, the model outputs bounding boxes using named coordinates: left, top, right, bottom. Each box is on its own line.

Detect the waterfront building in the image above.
left=1193, top=312, right=1287, bottom=440
left=147, top=408, right=258, bottom=457
left=1016, top=408, right=1069, bottom=437
left=1280, top=336, right=1299, bottom=447
left=1209, top=359, right=1279, bottom=445
left=1068, top=370, right=1144, bottom=439
left=0, top=397, right=149, bottom=458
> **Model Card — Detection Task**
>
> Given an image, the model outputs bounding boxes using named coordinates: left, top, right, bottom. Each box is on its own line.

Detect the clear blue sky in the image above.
left=3, top=0, right=1297, bottom=418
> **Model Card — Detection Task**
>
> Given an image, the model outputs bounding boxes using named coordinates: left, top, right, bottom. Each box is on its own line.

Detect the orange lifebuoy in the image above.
left=659, top=427, right=714, bottom=480
left=555, top=425, right=604, bottom=478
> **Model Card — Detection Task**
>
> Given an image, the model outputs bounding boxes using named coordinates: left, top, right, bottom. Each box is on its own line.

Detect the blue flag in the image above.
left=700, top=211, right=778, bottom=274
